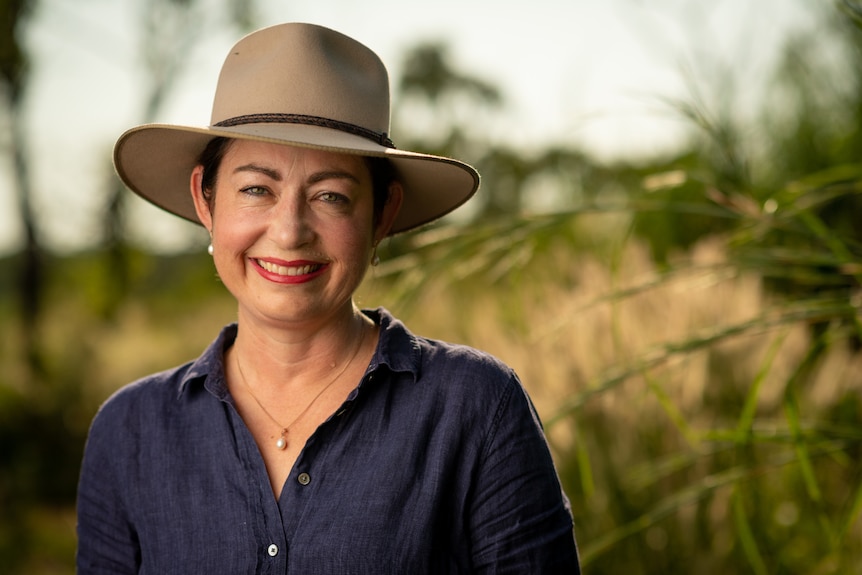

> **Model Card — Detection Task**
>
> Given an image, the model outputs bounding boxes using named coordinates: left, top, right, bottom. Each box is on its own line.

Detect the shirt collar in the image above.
left=176, top=308, right=421, bottom=398
left=362, top=307, right=421, bottom=382
left=177, top=323, right=236, bottom=399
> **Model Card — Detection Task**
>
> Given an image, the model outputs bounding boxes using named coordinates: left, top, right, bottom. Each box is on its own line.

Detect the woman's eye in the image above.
left=318, top=191, right=348, bottom=204
left=240, top=186, right=268, bottom=196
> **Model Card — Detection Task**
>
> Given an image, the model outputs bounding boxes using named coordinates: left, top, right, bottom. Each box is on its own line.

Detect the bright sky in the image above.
left=1, top=0, right=814, bottom=253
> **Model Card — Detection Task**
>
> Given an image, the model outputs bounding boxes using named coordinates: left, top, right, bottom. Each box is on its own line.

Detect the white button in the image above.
left=297, top=472, right=311, bottom=485
left=267, top=544, right=278, bottom=557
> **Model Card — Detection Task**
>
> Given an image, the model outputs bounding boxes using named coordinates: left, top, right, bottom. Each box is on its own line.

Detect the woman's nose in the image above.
left=267, top=194, right=315, bottom=248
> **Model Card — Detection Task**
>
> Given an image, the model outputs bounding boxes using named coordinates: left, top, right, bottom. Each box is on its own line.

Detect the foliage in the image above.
left=3, top=1, right=862, bottom=573
left=373, top=2, right=862, bottom=572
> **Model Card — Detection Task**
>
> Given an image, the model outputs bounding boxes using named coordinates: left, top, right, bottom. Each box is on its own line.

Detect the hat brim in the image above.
left=113, top=123, right=480, bottom=235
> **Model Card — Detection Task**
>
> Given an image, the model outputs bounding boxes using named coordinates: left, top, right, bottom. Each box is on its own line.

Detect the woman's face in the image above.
left=190, top=139, right=401, bottom=329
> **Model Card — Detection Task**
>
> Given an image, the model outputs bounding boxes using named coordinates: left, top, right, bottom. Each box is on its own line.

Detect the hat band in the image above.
left=213, top=113, right=396, bottom=148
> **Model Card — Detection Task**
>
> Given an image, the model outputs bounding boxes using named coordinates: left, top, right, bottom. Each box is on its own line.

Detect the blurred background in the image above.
left=2, top=0, right=861, bottom=572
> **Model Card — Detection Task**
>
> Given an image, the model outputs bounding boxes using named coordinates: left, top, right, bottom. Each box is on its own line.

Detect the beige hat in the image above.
left=113, top=22, right=480, bottom=235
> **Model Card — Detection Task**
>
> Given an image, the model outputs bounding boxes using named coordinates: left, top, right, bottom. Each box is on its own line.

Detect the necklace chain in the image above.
left=234, top=320, right=367, bottom=451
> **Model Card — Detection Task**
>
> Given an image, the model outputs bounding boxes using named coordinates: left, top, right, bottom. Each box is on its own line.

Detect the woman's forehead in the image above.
left=222, top=139, right=370, bottom=179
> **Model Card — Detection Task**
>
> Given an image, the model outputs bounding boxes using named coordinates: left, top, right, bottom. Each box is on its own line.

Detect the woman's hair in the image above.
left=197, top=136, right=396, bottom=228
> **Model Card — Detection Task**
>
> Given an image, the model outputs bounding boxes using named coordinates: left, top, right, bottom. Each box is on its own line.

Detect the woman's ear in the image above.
left=374, top=181, right=404, bottom=242
left=190, top=165, right=214, bottom=233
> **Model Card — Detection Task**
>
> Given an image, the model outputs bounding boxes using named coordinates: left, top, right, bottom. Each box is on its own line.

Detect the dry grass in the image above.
left=366, top=236, right=858, bottom=431
left=2, top=234, right=859, bottom=573
left=361, top=234, right=862, bottom=571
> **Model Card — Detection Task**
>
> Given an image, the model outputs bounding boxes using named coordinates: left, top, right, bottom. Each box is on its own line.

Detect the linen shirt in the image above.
left=77, top=308, right=580, bottom=574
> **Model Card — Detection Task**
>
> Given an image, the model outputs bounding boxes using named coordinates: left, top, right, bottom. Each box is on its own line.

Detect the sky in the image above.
left=0, top=0, right=816, bottom=254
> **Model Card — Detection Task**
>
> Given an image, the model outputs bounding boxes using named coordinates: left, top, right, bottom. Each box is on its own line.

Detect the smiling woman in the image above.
left=192, top=141, right=396, bottom=338
left=76, top=22, right=580, bottom=574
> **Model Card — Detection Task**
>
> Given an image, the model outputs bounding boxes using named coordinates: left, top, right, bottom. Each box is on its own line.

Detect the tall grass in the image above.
left=365, top=212, right=862, bottom=573
left=1, top=194, right=859, bottom=573
left=362, top=13, right=862, bottom=562
left=3, top=4, right=862, bottom=572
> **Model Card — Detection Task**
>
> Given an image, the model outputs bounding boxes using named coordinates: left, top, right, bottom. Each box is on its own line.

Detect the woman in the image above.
left=77, top=23, right=580, bottom=573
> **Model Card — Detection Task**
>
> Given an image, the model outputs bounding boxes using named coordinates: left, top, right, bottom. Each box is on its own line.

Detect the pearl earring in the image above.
left=207, top=244, right=214, bottom=256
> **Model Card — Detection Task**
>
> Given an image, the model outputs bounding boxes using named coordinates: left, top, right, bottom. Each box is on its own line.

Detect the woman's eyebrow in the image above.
left=232, top=165, right=360, bottom=186
left=233, top=163, right=281, bottom=180
left=307, top=170, right=361, bottom=185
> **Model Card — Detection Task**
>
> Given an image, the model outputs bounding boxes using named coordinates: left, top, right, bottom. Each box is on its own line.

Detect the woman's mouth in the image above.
left=255, top=259, right=323, bottom=277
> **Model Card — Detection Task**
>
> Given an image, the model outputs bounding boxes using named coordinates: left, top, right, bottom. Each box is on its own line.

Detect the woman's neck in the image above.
left=229, top=303, right=373, bottom=394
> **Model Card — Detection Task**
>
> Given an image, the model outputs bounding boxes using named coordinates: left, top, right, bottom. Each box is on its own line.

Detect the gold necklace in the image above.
left=234, top=321, right=367, bottom=451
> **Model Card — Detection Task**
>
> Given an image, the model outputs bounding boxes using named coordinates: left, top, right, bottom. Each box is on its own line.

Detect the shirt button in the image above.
left=297, top=472, right=311, bottom=485
left=267, top=544, right=278, bottom=557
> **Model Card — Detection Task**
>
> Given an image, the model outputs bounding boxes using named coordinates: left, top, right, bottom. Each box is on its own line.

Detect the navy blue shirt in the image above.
left=77, top=308, right=580, bottom=573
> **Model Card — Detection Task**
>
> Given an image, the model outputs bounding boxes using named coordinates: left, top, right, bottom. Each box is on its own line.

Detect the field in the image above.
left=4, top=216, right=859, bottom=572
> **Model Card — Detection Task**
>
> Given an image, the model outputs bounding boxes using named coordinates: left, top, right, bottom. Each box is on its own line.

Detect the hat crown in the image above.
left=114, top=22, right=479, bottom=235
left=211, top=23, right=391, bottom=134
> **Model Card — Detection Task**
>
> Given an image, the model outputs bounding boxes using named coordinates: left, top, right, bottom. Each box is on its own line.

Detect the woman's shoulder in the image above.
left=419, top=336, right=515, bottom=380
left=371, top=309, right=548, bottom=456
left=90, top=324, right=234, bottom=430
left=371, top=307, right=521, bottom=399
left=91, top=361, right=197, bottom=428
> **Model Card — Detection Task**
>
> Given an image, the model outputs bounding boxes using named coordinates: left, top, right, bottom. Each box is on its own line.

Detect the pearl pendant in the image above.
left=276, top=433, right=287, bottom=450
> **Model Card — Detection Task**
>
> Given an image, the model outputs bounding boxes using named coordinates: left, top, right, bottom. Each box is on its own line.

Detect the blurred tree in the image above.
left=100, top=0, right=258, bottom=318
left=400, top=42, right=500, bottom=104
left=395, top=42, right=515, bottom=219
left=0, top=0, right=40, bottom=374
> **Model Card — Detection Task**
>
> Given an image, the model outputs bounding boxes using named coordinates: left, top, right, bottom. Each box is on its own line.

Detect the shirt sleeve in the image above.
left=76, top=400, right=141, bottom=573
left=468, top=372, right=580, bottom=574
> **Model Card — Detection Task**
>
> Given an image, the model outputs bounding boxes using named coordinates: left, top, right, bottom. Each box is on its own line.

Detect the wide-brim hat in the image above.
left=113, top=22, right=480, bottom=235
